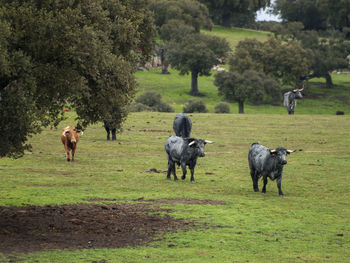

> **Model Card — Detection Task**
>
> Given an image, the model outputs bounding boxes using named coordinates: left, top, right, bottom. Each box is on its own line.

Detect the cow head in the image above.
left=62, top=126, right=81, bottom=143
left=270, top=147, right=294, bottom=165
left=188, top=139, right=215, bottom=157
left=292, top=87, right=304, bottom=99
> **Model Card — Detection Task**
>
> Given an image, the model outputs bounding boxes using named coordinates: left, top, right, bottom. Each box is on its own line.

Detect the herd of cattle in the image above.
left=61, top=89, right=302, bottom=195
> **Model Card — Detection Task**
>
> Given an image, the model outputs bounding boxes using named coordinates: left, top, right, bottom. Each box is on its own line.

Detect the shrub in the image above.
left=128, top=102, right=152, bottom=112
left=132, top=90, right=174, bottom=112
left=135, top=90, right=162, bottom=107
left=155, top=101, right=174, bottom=112
left=214, top=102, right=230, bottom=113
left=183, top=99, right=208, bottom=113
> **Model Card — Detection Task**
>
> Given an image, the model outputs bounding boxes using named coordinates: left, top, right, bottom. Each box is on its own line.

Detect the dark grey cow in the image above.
left=248, top=143, right=293, bottom=196
left=165, top=136, right=214, bottom=182
left=173, top=113, right=192, bottom=138
left=283, top=88, right=304, bottom=114
left=104, top=121, right=116, bottom=141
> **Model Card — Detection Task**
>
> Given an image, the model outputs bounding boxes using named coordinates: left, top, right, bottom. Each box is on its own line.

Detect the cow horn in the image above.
left=270, top=149, right=276, bottom=153
left=287, top=150, right=294, bottom=154
left=299, top=87, right=304, bottom=91
left=188, top=141, right=196, bottom=146
left=293, top=89, right=297, bottom=92
left=204, top=140, right=215, bottom=144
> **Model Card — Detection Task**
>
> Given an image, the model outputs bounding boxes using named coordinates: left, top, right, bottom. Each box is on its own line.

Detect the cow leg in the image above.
left=276, top=176, right=284, bottom=196
left=250, top=169, right=259, bottom=192
left=167, top=160, right=173, bottom=180
left=262, top=175, right=268, bottom=193
left=172, top=163, right=178, bottom=181
left=181, top=163, right=187, bottom=180
left=71, top=145, right=77, bottom=162
left=66, top=150, right=70, bottom=162
left=112, top=128, right=117, bottom=141
left=189, top=161, right=196, bottom=182
left=190, top=167, right=195, bottom=182
left=105, top=127, right=110, bottom=140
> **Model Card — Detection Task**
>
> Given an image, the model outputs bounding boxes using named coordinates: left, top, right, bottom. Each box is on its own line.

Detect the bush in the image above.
left=183, top=99, right=208, bottom=113
left=135, top=90, right=162, bottom=107
left=128, top=102, right=152, bottom=112
left=214, top=102, right=231, bottom=113
left=132, top=90, right=174, bottom=112
left=155, top=101, right=175, bottom=112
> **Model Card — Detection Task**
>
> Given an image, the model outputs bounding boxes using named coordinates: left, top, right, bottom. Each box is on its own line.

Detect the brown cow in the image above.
left=60, top=126, right=82, bottom=162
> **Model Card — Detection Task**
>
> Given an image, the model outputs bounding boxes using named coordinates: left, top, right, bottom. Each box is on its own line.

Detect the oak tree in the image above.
left=0, top=0, right=154, bottom=158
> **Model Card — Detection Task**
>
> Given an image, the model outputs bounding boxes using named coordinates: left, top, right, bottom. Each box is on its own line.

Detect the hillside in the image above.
left=135, top=68, right=350, bottom=115
left=202, top=25, right=271, bottom=50
left=136, top=26, right=350, bottom=115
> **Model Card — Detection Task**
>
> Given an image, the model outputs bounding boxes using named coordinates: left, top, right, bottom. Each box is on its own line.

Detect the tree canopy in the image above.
left=297, top=30, right=350, bottom=88
left=214, top=70, right=281, bottom=113
left=149, top=0, right=212, bottom=33
left=0, top=0, right=154, bottom=158
left=273, top=0, right=350, bottom=32
left=149, top=0, right=212, bottom=74
left=199, top=0, right=270, bottom=27
left=230, top=37, right=313, bottom=87
left=167, top=33, right=230, bottom=96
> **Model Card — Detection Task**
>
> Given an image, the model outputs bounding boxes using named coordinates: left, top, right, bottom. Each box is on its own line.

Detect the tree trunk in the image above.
left=162, top=64, right=170, bottom=74
left=190, top=71, right=199, bottom=96
left=238, top=100, right=244, bottom=114
left=160, top=47, right=170, bottom=74
left=325, top=73, right=333, bottom=88
left=222, top=13, right=231, bottom=28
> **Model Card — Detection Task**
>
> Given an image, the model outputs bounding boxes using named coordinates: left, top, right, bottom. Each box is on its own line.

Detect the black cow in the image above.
left=283, top=88, right=304, bottom=114
left=248, top=143, right=293, bottom=196
left=104, top=121, right=116, bottom=141
left=173, top=113, right=192, bottom=138
left=165, top=136, right=214, bottom=182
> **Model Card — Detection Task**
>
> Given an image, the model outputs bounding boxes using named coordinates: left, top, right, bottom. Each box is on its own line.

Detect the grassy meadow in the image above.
left=1, top=26, right=350, bottom=262
left=0, top=112, right=350, bottom=262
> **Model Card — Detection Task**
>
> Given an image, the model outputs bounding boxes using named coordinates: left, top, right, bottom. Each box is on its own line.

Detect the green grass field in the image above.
left=1, top=26, right=350, bottom=262
left=1, top=112, right=349, bottom=262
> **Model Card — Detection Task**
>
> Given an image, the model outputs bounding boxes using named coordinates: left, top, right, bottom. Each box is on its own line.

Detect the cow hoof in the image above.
left=254, top=189, right=259, bottom=192
left=167, top=177, right=171, bottom=180
left=67, top=158, right=70, bottom=162
left=181, top=176, right=186, bottom=180
left=279, top=193, right=284, bottom=196
left=191, top=180, right=195, bottom=183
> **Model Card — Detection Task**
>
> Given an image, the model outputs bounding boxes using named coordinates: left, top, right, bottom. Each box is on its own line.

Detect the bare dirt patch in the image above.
left=0, top=203, right=195, bottom=254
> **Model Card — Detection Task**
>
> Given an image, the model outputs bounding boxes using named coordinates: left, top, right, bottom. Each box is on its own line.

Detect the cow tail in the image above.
left=181, top=118, right=187, bottom=138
